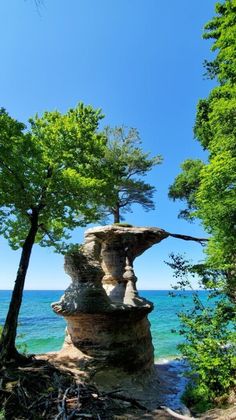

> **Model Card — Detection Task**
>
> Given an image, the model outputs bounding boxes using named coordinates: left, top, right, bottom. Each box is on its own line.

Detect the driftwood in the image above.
left=160, top=405, right=196, bottom=419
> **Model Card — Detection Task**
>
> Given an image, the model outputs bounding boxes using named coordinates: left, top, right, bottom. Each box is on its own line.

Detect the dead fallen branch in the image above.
left=0, top=360, right=143, bottom=419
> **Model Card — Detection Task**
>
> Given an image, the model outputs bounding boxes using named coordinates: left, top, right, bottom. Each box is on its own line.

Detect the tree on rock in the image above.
left=101, top=126, right=162, bottom=223
left=0, top=104, right=108, bottom=364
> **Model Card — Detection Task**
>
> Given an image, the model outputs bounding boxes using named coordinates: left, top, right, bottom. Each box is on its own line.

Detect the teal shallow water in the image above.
left=0, top=290, right=208, bottom=360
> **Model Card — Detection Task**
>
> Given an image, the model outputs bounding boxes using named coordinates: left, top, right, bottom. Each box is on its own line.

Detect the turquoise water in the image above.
left=0, top=290, right=208, bottom=360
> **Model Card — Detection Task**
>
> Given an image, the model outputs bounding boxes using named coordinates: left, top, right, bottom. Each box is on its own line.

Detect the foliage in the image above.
left=0, top=104, right=108, bottom=252
left=168, top=1, right=236, bottom=292
left=113, top=222, right=133, bottom=227
left=203, top=0, right=236, bottom=84
left=167, top=254, right=236, bottom=413
left=0, top=103, right=110, bottom=362
left=168, top=159, right=204, bottom=221
left=100, top=126, right=162, bottom=223
left=16, top=331, right=28, bottom=355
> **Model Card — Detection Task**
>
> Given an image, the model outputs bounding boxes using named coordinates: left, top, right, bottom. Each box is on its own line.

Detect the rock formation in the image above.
left=52, top=225, right=170, bottom=376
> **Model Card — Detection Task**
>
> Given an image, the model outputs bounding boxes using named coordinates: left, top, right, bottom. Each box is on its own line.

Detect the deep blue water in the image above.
left=0, top=290, right=209, bottom=360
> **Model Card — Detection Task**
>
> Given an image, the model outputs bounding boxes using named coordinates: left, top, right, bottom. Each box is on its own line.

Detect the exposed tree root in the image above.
left=0, top=360, right=150, bottom=419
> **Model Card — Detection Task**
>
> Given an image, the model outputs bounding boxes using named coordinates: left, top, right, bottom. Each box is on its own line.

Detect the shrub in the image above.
left=0, top=409, right=5, bottom=420
left=167, top=254, right=236, bottom=413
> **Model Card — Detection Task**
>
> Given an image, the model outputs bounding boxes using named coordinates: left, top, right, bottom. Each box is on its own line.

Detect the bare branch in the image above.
left=167, top=231, right=209, bottom=246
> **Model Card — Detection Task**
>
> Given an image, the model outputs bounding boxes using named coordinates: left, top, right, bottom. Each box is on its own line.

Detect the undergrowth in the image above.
left=167, top=254, right=236, bottom=413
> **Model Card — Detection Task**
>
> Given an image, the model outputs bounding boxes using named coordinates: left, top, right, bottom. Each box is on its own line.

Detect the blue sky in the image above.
left=0, top=0, right=217, bottom=290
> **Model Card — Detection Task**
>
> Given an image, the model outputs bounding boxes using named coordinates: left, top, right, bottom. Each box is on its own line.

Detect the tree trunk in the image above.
left=226, top=268, right=236, bottom=303
left=113, top=204, right=120, bottom=223
left=0, top=212, right=39, bottom=365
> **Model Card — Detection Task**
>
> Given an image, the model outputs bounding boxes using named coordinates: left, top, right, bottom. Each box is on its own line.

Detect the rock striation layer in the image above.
left=52, top=225, right=169, bottom=375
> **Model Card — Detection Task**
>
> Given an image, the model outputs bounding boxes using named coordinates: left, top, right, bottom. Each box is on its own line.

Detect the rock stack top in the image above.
left=84, top=224, right=169, bottom=261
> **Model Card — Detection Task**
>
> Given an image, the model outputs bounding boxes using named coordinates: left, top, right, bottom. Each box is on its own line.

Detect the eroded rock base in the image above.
left=63, top=306, right=154, bottom=374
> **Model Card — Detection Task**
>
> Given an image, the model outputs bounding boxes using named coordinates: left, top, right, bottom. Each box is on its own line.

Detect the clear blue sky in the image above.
left=0, top=0, right=217, bottom=290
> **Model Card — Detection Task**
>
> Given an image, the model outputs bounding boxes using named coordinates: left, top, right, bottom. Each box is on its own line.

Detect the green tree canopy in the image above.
left=0, top=104, right=109, bottom=363
left=100, top=126, right=162, bottom=223
left=167, top=1, right=236, bottom=409
left=169, top=0, right=236, bottom=299
left=203, top=0, right=236, bottom=84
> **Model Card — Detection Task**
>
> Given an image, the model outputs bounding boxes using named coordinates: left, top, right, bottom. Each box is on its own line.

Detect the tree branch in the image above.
left=37, top=166, right=53, bottom=211
left=167, top=231, right=209, bottom=246
left=125, top=168, right=149, bottom=180
left=39, top=225, right=57, bottom=245
left=0, top=158, right=26, bottom=192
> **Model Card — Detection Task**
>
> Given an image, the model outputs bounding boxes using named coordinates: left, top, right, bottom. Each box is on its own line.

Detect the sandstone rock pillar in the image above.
left=52, top=225, right=169, bottom=375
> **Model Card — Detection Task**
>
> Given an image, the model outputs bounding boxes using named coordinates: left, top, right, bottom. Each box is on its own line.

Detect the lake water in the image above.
left=0, top=289, right=208, bottom=361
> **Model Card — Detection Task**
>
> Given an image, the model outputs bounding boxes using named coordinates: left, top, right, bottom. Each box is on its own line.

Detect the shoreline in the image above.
left=154, top=358, right=189, bottom=413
